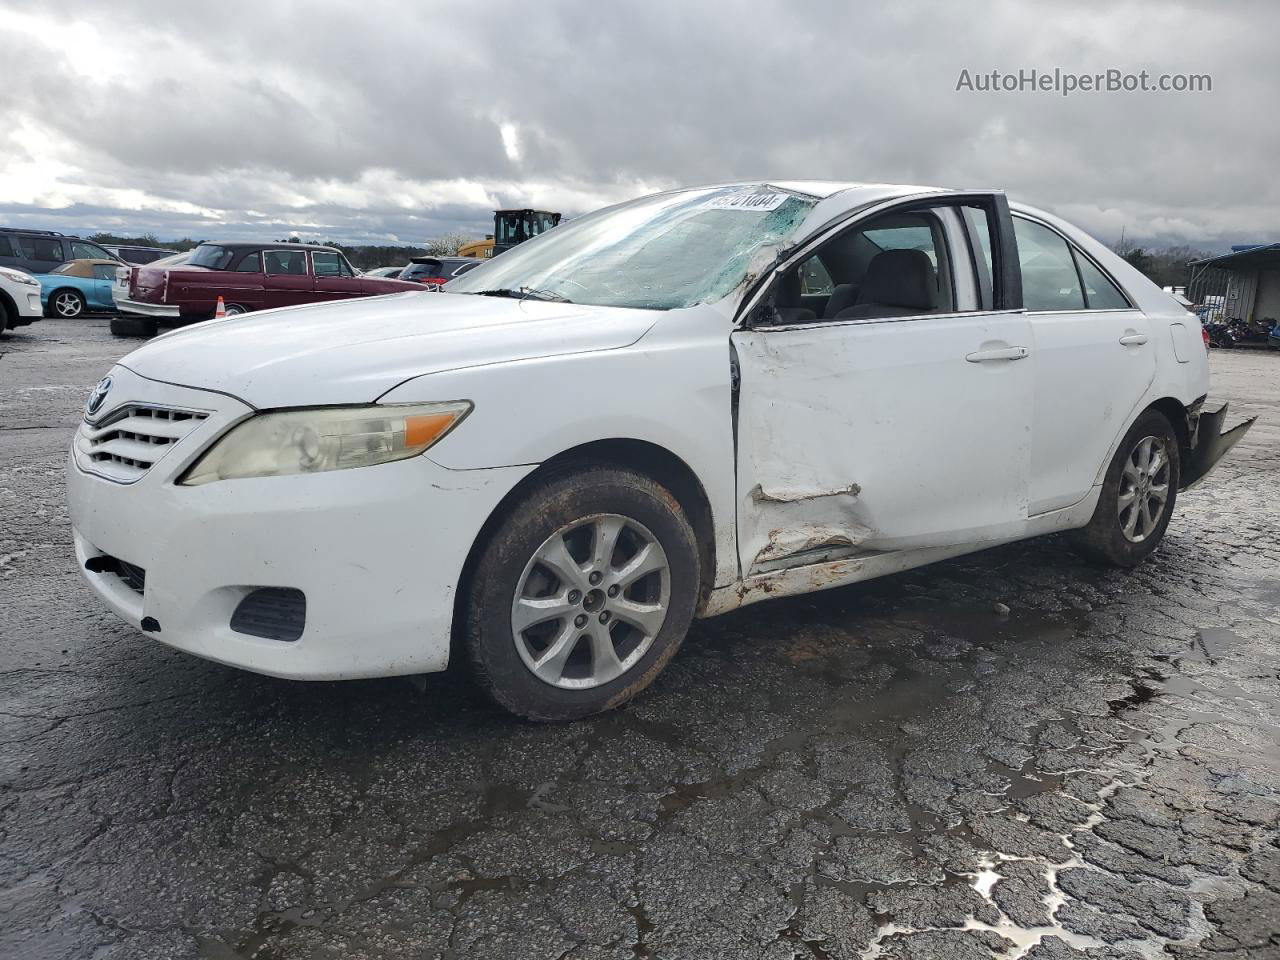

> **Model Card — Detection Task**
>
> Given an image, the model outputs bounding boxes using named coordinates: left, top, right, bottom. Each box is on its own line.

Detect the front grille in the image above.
left=76, top=404, right=209, bottom=482
left=230, top=588, right=307, bottom=642
left=84, top=554, right=146, bottom=595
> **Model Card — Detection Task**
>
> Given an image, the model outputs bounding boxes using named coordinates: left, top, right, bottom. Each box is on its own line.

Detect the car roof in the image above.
left=200, top=241, right=339, bottom=252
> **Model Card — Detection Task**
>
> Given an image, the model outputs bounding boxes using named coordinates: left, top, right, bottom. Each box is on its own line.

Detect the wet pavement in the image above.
left=2, top=318, right=1278, bottom=959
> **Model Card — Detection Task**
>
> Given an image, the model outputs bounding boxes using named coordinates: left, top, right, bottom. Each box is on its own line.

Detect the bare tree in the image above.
left=422, top=233, right=477, bottom=256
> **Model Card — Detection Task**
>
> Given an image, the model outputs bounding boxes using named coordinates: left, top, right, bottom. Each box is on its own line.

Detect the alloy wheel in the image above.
left=55, top=293, right=83, bottom=317
left=511, top=513, right=671, bottom=689
left=1117, top=435, right=1170, bottom=542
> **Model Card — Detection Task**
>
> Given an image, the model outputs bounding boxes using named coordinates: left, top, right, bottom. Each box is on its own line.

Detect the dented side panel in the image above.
left=731, top=310, right=1035, bottom=575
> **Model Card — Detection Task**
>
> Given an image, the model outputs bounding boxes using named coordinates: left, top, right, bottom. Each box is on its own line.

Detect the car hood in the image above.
left=119, top=291, right=660, bottom=409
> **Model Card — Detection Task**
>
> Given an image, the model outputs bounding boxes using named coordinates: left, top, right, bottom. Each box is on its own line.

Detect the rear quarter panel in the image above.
left=164, top=269, right=267, bottom=316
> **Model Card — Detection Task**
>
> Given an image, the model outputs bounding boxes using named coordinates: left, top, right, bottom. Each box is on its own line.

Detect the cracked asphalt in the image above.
left=2, top=317, right=1278, bottom=959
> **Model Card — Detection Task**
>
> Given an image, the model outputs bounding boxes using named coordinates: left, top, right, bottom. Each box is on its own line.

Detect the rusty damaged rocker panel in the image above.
left=1182, top=399, right=1256, bottom=490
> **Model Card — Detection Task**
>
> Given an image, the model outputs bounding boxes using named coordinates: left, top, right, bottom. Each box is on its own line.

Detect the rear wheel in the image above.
left=224, top=303, right=250, bottom=316
left=109, top=316, right=158, bottom=338
left=463, top=465, right=699, bottom=722
left=1077, top=409, right=1180, bottom=567
left=49, top=289, right=85, bottom=318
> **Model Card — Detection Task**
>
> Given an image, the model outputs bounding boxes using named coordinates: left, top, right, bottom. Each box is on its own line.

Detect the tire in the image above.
left=1077, top=409, right=1180, bottom=567
left=48, top=289, right=86, bottom=318
left=224, top=303, right=250, bottom=316
left=109, top=316, right=158, bottom=338
left=0, top=296, right=11, bottom=336
left=463, top=464, right=700, bottom=722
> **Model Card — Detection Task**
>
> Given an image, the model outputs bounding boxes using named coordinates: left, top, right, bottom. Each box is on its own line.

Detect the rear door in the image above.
left=1012, top=215, right=1156, bottom=514
left=263, top=249, right=314, bottom=309
left=732, top=193, right=1034, bottom=573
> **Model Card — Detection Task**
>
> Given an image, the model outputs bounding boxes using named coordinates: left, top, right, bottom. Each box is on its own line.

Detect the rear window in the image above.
left=187, top=245, right=235, bottom=270
left=401, top=260, right=447, bottom=281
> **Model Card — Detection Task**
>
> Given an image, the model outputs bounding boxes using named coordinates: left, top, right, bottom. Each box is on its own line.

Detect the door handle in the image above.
left=1119, top=334, right=1149, bottom=346
left=965, top=346, right=1029, bottom=363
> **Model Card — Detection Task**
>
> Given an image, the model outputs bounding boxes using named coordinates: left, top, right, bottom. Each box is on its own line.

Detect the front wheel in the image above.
left=462, top=465, right=700, bottom=722
left=1077, top=409, right=1180, bottom=567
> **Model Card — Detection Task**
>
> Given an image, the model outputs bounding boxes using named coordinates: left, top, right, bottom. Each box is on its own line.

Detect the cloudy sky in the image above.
left=1, top=0, right=1275, bottom=251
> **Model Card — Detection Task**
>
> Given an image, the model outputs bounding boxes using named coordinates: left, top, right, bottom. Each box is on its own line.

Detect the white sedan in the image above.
left=66, top=181, right=1251, bottom=720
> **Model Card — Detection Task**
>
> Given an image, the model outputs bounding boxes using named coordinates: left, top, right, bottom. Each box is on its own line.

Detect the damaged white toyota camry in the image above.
left=68, top=182, right=1252, bottom=720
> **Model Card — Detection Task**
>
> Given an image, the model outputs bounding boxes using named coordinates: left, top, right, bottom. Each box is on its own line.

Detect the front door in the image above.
left=91, top=264, right=118, bottom=309
left=263, top=249, right=314, bottom=309
left=312, top=251, right=363, bottom=302
left=733, top=195, right=1034, bottom=575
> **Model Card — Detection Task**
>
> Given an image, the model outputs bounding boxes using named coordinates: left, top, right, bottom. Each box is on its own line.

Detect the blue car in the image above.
left=35, top=259, right=121, bottom=318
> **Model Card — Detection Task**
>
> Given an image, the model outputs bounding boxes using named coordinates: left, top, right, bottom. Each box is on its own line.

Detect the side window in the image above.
left=453, top=261, right=481, bottom=276
left=1074, top=254, right=1130, bottom=309
left=235, top=253, right=262, bottom=273
left=798, top=256, right=833, bottom=296
left=264, top=251, right=307, bottom=275
left=71, top=240, right=110, bottom=260
left=92, top=264, right=117, bottom=280
left=1013, top=218, right=1085, bottom=311
left=18, top=236, right=64, bottom=262
left=312, top=252, right=342, bottom=277
left=832, top=211, right=951, bottom=319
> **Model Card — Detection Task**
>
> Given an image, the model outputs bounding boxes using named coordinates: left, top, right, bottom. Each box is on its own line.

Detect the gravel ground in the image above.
left=1, top=317, right=1278, bottom=959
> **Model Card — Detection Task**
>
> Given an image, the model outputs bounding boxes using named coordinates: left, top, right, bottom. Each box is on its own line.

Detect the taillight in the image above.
left=1201, top=325, right=1211, bottom=351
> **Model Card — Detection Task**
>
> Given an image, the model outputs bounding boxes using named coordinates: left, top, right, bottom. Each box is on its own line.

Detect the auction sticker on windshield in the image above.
left=703, top=191, right=787, bottom=211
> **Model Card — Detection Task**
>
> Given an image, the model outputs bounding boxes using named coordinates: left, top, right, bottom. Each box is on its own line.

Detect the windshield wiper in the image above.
left=469, top=287, right=573, bottom=304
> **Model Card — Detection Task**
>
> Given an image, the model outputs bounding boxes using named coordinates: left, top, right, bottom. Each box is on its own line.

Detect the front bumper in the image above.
left=66, top=365, right=533, bottom=680
left=115, top=298, right=181, bottom=318
left=1182, top=399, right=1256, bottom=489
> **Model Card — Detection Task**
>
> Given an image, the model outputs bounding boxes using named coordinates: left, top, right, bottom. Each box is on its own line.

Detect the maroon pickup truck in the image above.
left=112, top=241, right=422, bottom=336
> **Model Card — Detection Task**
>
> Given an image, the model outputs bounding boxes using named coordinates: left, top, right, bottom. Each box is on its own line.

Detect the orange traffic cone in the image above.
left=215, top=296, right=227, bottom=319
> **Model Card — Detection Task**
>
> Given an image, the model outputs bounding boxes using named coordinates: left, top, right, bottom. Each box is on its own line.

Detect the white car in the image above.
left=0, top=265, right=44, bottom=334
left=66, top=181, right=1251, bottom=720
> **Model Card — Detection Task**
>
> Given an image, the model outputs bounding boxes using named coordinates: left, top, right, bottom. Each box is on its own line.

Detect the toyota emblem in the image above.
left=86, top=376, right=113, bottom=417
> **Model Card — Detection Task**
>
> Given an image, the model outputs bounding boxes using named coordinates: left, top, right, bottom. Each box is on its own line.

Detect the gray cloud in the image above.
left=1, top=0, right=1276, bottom=249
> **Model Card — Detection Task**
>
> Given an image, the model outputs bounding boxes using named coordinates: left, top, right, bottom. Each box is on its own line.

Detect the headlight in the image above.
left=0, top=267, right=39, bottom=287
left=179, top=401, right=471, bottom=486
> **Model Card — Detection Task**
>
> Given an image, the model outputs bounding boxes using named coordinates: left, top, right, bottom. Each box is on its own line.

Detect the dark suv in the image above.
left=399, top=256, right=483, bottom=286
left=0, top=229, right=122, bottom=274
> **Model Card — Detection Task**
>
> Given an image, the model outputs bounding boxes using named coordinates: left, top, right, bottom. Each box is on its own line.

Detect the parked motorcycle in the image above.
left=1205, top=317, right=1272, bottom=348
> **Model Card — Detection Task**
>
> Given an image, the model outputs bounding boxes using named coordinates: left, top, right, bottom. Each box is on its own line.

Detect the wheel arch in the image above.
left=1148, top=396, right=1193, bottom=459
left=450, top=437, right=718, bottom=659
left=1093, top=395, right=1194, bottom=489
left=0, top=288, right=15, bottom=329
